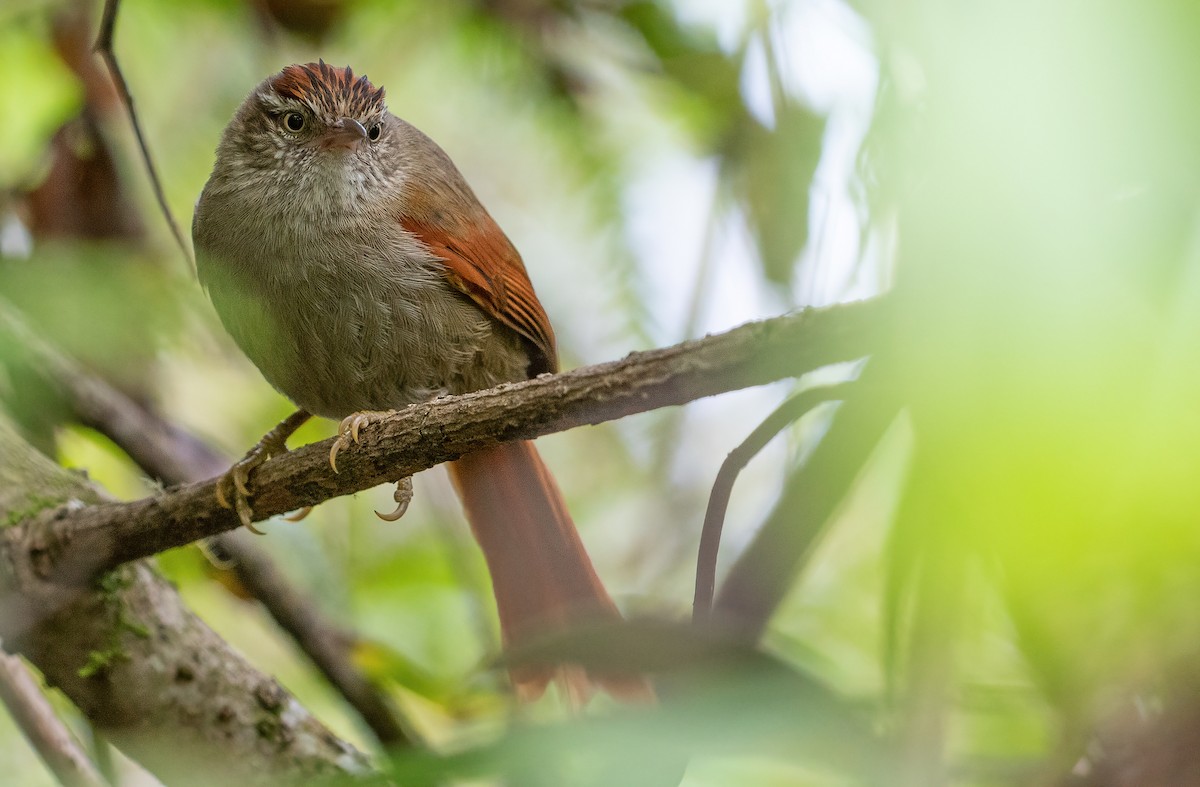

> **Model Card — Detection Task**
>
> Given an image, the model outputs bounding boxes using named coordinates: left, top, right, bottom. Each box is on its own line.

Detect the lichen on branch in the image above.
left=0, top=417, right=369, bottom=785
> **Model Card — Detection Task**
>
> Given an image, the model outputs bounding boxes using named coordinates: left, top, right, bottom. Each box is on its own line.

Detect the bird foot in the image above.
left=283, top=506, right=313, bottom=522
left=216, top=410, right=311, bottom=535
left=376, top=477, right=414, bottom=521
left=216, top=440, right=278, bottom=535
left=329, top=410, right=394, bottom=473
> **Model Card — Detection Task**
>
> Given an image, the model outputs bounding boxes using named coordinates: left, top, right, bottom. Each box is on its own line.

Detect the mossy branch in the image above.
left=0, top=416, right=369, bottom=784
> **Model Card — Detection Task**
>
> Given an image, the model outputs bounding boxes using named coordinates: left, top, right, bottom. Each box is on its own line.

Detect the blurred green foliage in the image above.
left=2, top=0, right=1199, bottom=785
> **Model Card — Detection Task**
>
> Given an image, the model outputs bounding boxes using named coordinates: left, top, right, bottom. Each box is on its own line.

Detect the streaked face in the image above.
left=217, top=61, right=399, bottom=212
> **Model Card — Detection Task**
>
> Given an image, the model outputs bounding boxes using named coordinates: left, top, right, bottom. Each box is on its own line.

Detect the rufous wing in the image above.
left=399, top=209, right=557, bottom=377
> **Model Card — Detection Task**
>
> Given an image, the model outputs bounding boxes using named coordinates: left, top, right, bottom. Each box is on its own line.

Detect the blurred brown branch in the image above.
left=0, top=645, right=108, bottom=787
left=208, top=532, right=412, bottom=748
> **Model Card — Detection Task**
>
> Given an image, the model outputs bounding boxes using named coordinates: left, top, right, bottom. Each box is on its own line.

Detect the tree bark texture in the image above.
left=0, top=417, right=369, bottom=786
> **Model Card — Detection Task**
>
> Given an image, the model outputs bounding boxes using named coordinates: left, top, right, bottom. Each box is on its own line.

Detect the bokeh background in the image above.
left=3, top=0, right=1200, bottom=785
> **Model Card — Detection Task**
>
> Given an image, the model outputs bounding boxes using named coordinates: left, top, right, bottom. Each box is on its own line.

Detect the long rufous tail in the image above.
left=448, top=440, right=651, bottom=703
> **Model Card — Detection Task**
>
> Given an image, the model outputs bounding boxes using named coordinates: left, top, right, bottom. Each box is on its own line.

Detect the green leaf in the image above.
left=729, top=104, right=826, bottom=287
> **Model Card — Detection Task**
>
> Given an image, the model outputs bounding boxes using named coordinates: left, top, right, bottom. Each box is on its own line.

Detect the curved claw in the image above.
left=330, top=412, right=376, bottom=473
left=375, top=502, right=409, bottom=522
left=329, top=440, right=343, bottom=474
left=217, top=454, right=266, bottom=531
left=375, top=477, right=413, bottom=522
left=283, top=506, right=312, bottom=522
left=233, top=465, right=253, bottom=498
left=236, top=495, right=266, bottom=535
left=215, top=479, right=232, bottom=510
left=217, top=409, right=312, bottom=536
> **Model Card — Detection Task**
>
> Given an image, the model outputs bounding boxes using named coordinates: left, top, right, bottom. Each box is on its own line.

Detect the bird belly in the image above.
left=202, top=245, right=527, bottom=420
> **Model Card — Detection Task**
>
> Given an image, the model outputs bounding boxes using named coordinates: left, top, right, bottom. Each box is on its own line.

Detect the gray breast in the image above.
left=196, top=202, right=529, bottom=419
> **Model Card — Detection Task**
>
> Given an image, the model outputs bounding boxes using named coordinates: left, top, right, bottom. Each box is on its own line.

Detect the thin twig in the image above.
left=692, top=382, right=852, bottom=622
left=0, top=645, right=108, bottom=787
left=713, top=364, right=899, bottom=641
left=93, top=0, right=193, bottom=271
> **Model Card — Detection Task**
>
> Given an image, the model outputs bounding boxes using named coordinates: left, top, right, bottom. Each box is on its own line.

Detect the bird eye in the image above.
left=367, top=123, right=382, bottom=141
left=282, top=112, right=305, bottom=132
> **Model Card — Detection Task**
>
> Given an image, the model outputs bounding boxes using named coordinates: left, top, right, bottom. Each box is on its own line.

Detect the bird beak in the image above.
left=321, top=118, right=368, bottom=152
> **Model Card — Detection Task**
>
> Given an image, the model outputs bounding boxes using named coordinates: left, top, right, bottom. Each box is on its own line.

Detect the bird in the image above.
left=192, top=61, right=649, bottom=703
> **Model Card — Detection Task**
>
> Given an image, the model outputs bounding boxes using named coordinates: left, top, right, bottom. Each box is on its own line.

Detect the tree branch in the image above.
left=0, top=298, right=413, bottom=749
left=0, top=418, right=369, bottom=785
left=4, top=298, right=881, bottom=632
left=0, top=645, right=108, bottom=787
left=207, top=532, right=411, bottom=748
